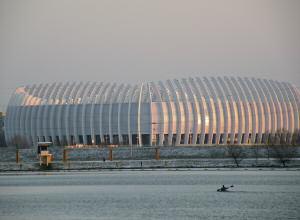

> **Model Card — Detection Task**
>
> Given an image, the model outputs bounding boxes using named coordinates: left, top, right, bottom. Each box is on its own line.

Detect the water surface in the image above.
left=0, top=170, right=299, bottom=220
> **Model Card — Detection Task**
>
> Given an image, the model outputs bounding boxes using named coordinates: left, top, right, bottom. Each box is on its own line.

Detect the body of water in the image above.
left=0, top=170, right=299, bottom=220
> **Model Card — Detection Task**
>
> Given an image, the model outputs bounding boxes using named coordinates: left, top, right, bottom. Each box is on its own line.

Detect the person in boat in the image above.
left=218, top=185, right=233, bottom=192
left=221, top=185, right=229, bottom=191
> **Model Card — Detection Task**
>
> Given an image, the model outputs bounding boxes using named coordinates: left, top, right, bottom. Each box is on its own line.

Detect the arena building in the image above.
left=4, top=76, right=300, bottom=147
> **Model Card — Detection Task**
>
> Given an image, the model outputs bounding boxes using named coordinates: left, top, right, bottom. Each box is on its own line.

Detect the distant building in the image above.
left=4, top=76, right=300, bottom=146
left=0, top=112, right=7, bottom=147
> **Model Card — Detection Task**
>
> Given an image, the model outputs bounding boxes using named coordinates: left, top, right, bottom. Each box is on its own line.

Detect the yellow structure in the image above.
left=37, top=142, right=53, bottom=166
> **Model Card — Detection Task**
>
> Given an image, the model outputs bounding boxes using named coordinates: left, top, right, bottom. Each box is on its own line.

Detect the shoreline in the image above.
left=1, top=168, right=300, bottom=175
left=1, top=158, right=300, bottom=172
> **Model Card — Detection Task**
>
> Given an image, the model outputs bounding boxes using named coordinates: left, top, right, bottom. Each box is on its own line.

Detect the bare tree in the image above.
left=268, top=129, right=297, bottom=167
left=270, top=145, right=296, bottom=167
left=0, top=129, right=7, bottom=147
left=227, top=145, right=245, bottom=167
left=10, top=135, right=30, bottom=149
left=291, top=129, right=300, bottom=146
left=0, top=113, right=7, bottom=147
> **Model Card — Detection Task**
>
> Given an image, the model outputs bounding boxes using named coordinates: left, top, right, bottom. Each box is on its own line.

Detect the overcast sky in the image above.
left=0, top=0, right=299, bottom=112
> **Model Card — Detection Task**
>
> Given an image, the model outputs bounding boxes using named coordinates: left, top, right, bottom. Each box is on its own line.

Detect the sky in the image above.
left=0, top=0, right=299, bottom=112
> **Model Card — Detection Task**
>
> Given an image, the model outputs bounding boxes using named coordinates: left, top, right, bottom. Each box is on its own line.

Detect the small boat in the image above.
left=217, top=185, right=234, bottom=192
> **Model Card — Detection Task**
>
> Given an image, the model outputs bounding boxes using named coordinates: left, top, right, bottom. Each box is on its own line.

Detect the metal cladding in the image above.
left=4, top=76, right=300, bottom=146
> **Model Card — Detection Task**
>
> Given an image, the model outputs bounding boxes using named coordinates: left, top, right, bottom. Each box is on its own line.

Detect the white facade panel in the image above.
left=5, top=77, right=300, bottom=147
